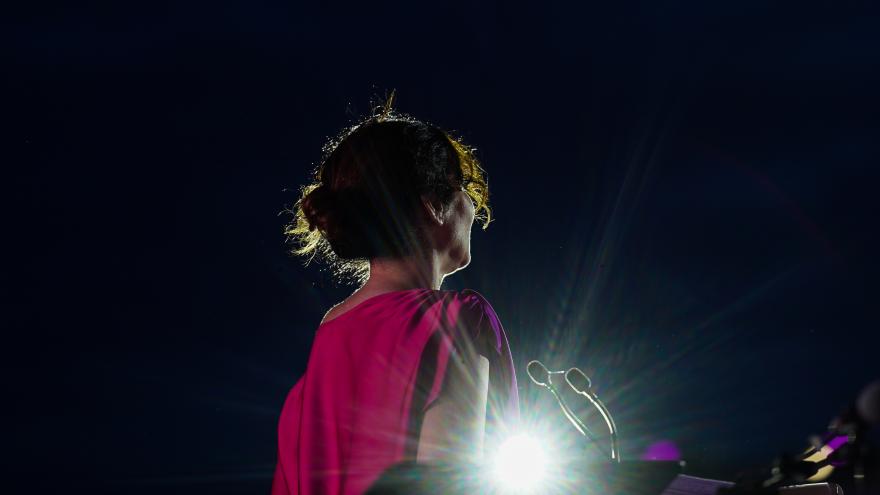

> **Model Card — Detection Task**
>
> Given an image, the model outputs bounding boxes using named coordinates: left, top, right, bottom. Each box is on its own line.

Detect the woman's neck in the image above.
left=363, top=254, right=445, bottom=292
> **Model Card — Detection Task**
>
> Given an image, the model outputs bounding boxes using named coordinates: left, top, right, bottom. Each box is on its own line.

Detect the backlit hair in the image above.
left=284, top=96, right=491, bottom=283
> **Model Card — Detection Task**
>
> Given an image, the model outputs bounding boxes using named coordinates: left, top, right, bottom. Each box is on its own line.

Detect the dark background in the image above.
left=5, top=0, right=880, bottom=493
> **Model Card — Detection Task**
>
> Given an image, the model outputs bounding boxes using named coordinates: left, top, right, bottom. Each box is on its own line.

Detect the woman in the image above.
left=272, top=102, right=519, bottom=495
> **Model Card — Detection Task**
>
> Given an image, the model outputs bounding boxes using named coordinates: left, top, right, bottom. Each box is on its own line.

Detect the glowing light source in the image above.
left=492, top=433, right=547, bottom=492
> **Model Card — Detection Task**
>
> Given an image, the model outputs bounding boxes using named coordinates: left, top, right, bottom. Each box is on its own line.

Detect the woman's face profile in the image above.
left=444, top=189, right=477, bottom=275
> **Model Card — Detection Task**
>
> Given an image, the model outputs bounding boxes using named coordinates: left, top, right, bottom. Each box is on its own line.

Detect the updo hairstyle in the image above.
left=285, top=102, right=491, bottom=282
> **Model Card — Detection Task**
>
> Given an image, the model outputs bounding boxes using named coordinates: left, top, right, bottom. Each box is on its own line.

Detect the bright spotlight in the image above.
left=492, top=433, right=547, bottom=492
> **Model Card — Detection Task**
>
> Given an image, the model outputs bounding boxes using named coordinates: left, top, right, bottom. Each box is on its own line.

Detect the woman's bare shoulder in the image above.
left=318, top=287, right=479, bottom=327
left=319, top=288, right=429, bottom=325
left=320, top=294, right=370, bottom=325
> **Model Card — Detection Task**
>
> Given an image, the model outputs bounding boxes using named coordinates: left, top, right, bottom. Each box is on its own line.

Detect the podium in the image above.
left=365, top=459, right=843, bottom=494
left=366, top=460, right=679, bottom=494
left=562, top=460, right=682, bottom=495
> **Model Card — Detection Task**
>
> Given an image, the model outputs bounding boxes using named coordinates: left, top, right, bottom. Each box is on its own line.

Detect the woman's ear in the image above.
left=421, top=195, right=445, bottom=226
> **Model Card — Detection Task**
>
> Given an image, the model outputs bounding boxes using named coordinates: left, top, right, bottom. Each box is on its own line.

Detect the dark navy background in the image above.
left=5, top=0, right=879, bottom=492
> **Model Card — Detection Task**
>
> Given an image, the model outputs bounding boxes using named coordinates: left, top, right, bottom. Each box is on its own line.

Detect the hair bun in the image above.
left=300, top=185, right=337, bottom=233
left=300, top=186, right=376, bottom=259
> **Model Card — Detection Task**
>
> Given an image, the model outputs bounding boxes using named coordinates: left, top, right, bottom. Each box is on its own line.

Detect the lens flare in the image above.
left=492, top=434, right=547, bottom=492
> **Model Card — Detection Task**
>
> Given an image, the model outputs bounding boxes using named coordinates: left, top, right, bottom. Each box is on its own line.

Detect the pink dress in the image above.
left=271, top=288, right=520, bottom=495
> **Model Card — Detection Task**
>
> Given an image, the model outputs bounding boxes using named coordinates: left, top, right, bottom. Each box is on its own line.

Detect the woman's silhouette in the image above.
left=272, top=98, right=519, bottom=494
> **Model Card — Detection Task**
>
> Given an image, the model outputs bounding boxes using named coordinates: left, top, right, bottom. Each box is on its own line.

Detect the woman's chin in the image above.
left=455, top=253, right=472, bottom=272
left=445, top=252, right=471, bottom=276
